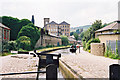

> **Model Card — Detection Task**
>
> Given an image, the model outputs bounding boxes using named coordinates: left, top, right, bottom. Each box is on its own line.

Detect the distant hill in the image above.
left=70, top=25, right=91, bottom=32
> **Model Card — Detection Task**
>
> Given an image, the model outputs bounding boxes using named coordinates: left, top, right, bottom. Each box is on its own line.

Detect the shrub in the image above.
left=61, top=36, right=69, bottom=46
left=17, top=36, right=31, bottom=50
left=3, top=41, right=17, bottom=52
left=104, top=41, right=120, bottom=59
left=46, top=45, right=54, bottom=48
left=88, top=50, right=91, bottom=53
left=85, top=38, right=100, bottom=50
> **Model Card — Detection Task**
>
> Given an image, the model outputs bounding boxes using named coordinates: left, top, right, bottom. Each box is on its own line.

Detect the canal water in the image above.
left=48, top=48, right=76, bottom=79
left=51, top=48, right=76, bottom=55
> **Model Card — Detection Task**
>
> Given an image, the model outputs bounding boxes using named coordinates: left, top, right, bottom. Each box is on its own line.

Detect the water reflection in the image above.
left=52, top=48, right=76, bottom=55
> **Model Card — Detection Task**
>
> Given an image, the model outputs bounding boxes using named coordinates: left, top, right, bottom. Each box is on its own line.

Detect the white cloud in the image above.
left=0, top=0, right=120, bottom=27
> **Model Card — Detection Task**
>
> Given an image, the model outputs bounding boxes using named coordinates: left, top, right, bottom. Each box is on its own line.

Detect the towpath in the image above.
left=60, top=47, right=119, bottom=78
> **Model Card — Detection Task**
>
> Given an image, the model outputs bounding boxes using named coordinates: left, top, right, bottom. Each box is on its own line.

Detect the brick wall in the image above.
left=91, top=43, right=105, bottom=56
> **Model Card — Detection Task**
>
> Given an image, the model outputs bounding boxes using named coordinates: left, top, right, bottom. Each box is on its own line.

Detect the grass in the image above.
left=37, top=45, right=70, bottom=52
left=0, top=52, right=16, bottom=56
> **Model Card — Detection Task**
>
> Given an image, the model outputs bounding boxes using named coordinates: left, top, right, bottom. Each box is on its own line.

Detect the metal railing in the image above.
left=0, top=51, right=61, bottom=80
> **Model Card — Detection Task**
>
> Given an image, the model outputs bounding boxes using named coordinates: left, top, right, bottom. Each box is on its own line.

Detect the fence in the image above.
left=106, top=40, right=120, bottom=55
left=0, top=51, right=61, bottom=80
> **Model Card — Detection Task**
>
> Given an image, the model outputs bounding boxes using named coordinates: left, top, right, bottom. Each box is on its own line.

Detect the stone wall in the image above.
left=91, top=43, right=105, bottom=56
left=35, top=34, right=62, bottom=48
left=0, top=27, right=2, bottom=52
left=98, top=34, right=120, bottom=47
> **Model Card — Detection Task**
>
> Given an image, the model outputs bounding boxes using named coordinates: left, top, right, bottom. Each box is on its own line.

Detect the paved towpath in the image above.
left=60, top=47, right=119, bottom=78
left=0, top=54, right=64, bottom=79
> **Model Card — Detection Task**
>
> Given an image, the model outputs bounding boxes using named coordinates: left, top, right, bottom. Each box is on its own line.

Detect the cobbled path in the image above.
left=60, top=47, right=119, bottom=78
left=0, top=54, right=45, bottom=78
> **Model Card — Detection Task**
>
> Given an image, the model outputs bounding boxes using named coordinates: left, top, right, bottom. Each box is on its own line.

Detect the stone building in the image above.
left=95, top=20, right=120, bottom=55
left=0, top=23, right=10, bottom=52
left=35, top=32, right=62, bottom=48
left=43, top=18, right=70, bottom=37
left=95, top=20, right=120, bottom=46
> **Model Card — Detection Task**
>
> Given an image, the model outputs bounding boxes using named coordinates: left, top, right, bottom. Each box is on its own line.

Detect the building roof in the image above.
left=48, top=21, right=58, bottom=25
left=48, top=33, right=61, bottom=39
left=68, top=37, right=76, bottom=42
left=59, top=21, right=70, bottom=25
left=95, top=20, right=120, bottom=32
left=0, top=23, right=10, bottom=30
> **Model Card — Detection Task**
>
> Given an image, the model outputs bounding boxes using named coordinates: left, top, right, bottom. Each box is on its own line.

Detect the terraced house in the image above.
left=44, top=18, right=70, bottom=37
left=0, top=23, right=10, bottom=52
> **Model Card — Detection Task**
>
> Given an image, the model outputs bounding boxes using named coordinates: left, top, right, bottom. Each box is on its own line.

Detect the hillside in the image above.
left=70, top=25, right=91, bottom=32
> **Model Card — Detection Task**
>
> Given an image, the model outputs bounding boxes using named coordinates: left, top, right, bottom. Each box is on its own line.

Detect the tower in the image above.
left=31, top=15, right=35, bottom=24
left=44, top=18, right=50, bottom=27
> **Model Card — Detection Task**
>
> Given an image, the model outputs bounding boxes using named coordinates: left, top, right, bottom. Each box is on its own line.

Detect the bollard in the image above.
left=46, top=64, right=57, bottom=80
left=79, top=46, right=80, bottom=53
left=110, top=64, right=120, bottom=80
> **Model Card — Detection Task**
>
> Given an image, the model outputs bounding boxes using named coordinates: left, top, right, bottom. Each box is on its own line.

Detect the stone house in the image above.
left=68, top=36, right=77, bottom=45
left=44, top=18, right=70, bottom=37
left=95, top=20, right=120, bottom=54
left=0, top=23, right=10, bottom=52
left=35, top=33, right=62, bottom=48
left=95, top=20, right=120, bottom=46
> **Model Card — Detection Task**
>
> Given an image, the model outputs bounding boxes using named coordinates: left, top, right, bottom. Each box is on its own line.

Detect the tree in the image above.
left=16, top=36, right=31, bottom=50
left=17, top=23, right=40, bottom=49
left=91, top=20, right=102, bottom=38
left=70, top=32, right=74, bottom=36
left=73, top=33, right=79, bottom=40
left=1, top=16, right=32, bottom=40
left=61, top=36, right=69, bottom=46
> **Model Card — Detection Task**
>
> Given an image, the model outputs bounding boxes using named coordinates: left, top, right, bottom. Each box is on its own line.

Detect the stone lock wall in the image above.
left=91, top=43, right=105, bottom=56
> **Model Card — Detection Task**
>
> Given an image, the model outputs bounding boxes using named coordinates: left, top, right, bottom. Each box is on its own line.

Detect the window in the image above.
left=65, top=29, right=66, bottom=31
left=65, top=33, right=66, bottom=35
left=67, top=29, right=69, bottom=31
left=62, top=29, right=64, bottom=31
left=7, top=31, right=9, bottom=40
left=4, top=29, right=6, bottom=39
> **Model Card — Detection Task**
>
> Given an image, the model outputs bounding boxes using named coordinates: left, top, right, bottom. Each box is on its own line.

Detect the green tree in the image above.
left=73, top=32, right=79, bottom=40
left=17, top=23, right=40, bottom=49
left=1, top=16, right=32, bottom=40
left=16, top=36, right=31, bottom=50
left=61, top=36, right=69, bottom=46
left=70, top=32, right=74, bottom=36
left=91, top=20, right=102, bottom=38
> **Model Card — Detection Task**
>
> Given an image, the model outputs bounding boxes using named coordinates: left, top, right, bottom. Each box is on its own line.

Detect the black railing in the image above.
left=0, top=51, right=61, bottom=80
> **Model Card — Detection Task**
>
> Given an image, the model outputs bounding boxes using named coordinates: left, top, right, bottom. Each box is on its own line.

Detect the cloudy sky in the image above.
left=0, top=0, right=120, bottom=27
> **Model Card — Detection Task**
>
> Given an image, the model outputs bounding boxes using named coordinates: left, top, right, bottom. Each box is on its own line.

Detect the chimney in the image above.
left=31, top=15, right=35, bottom=24
left=44, top=18, right=50, bottom=27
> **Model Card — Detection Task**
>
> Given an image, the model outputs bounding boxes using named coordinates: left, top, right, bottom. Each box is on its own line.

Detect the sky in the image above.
left=0, top=0, right=120, bottom=28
